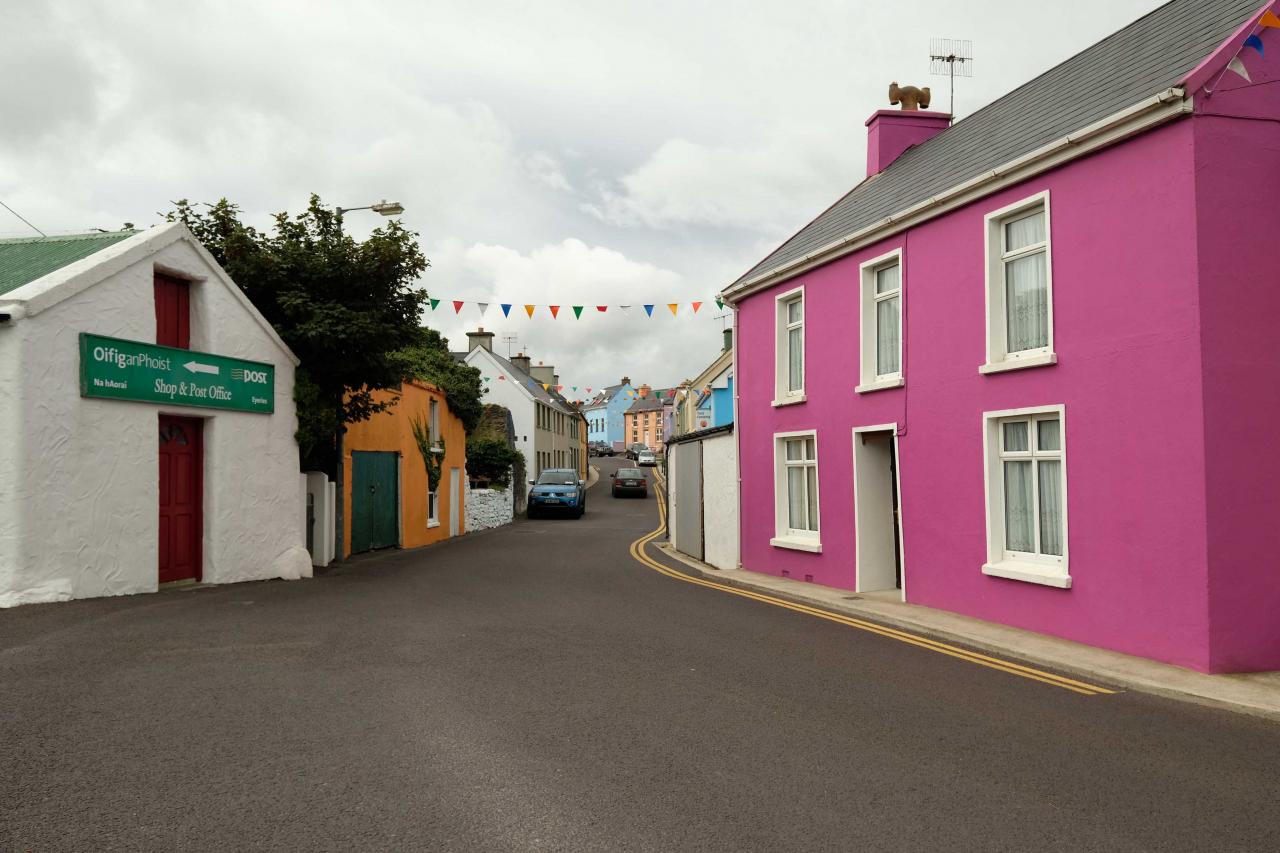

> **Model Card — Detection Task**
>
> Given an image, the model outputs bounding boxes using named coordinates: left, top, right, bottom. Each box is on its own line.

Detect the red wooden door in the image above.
left=159, top=415, right=203, bottom=583
left=154, top=274, right=190, bottom=349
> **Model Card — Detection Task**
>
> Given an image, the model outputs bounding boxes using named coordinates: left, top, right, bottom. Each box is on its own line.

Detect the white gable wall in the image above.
left=0, top=231, right=310, bottom=606
left=465, top=348, right=536, bottom=503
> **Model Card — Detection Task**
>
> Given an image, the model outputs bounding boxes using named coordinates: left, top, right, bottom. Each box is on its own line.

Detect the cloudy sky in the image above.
left=3, top=0, right=1164, bottom=394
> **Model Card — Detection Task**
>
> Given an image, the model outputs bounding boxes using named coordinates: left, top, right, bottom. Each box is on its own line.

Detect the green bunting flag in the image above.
left=715, top=298, right=724, bottom=310
left=430, top=298, right=441, bottom=311
left=572, top=306, right=584, bottom=319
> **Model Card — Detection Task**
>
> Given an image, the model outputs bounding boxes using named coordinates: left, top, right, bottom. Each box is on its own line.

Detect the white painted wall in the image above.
left=466, top=481, right=515, bottom=533
left=0, top=225, right=310, bottom=607
left=465, top=348, right=535, bottom=508
left=701, top=433, right=740, bottom=571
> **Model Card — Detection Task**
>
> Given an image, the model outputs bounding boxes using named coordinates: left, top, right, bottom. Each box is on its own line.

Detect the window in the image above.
left=428, top=489, right=439, bottom=528
left=771, top=432, right=821, bottom=552
left=983, top=406, right=1069, bottom=587
left=429, top=399, right=440, bottom=446
left=774, top=286, right=805, bottom=405
left=857, top=250, right=904, bottom=393
left=983, top=192, right=1056, bottom=373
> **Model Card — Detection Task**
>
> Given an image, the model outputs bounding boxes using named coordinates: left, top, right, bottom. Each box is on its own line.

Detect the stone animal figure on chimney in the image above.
left=889, top=82, right=931, bottom=111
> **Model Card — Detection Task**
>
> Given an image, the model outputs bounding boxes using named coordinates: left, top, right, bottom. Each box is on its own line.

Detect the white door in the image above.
left=853, top=429, right=903, bottom=596
left=449, top=468, right=461, bottom=536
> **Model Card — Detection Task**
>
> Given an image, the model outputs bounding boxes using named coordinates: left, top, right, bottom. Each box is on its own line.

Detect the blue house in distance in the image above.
left=584, top=377, right=634, bottom=449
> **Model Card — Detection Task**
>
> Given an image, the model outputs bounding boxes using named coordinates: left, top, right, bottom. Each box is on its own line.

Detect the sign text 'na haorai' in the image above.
left=79, top=333, right=275, bottom=414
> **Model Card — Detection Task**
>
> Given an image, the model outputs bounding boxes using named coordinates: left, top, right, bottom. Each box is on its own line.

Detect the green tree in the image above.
left=395, top=326, right=485, bottom=433
left=168, top=196, right=429, bottom=472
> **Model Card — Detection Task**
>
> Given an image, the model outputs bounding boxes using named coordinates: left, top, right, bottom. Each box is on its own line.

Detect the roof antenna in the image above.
left=0, top=198, right=47, bottom=237
left=501, top=332, right=519, bottom=357
left=929, top=37, right=974, bottom=122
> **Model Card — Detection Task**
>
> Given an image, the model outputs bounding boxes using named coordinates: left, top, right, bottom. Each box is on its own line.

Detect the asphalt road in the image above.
left=3, top=457, right=1279, bottom=852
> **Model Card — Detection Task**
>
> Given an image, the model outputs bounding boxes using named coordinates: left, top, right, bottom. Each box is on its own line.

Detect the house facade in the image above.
left=584, top=378, right=634, bottom=449
left=462, top=329, right=584, bottom=499
left=724, top=0, right=1280, bottom=673
left=342, top=380, right=468, bottom=556
left=676, top=330, right=734, bottom=436
left=623, top=386, right=668, bottom=451
left=0, top=224, right=311, bottom=606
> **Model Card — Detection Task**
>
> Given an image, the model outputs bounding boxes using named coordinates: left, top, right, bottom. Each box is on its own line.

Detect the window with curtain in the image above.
left=1001, top=207, right=1049, bottom=354
left=781, top=435, right=819, bottom=535
left=777, top=293, right=804, bottom=398
left=874, top=261, right=901, bottom=378
left=997, top=413, right=1063, bottom=560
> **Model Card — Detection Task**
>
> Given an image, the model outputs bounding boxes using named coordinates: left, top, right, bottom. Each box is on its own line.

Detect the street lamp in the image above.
left=331, top=198, right=404, bottom=564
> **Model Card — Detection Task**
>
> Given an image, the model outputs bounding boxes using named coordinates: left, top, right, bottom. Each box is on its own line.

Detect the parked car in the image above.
left=626, top=443, right=648, bottom=460
left=637, top=450, right=658, bottom=467
left=527, top=469, right=587, bottom=518
left=590, top=441, right=616, bottom=457
left=611, top=467, right=648, bottom=498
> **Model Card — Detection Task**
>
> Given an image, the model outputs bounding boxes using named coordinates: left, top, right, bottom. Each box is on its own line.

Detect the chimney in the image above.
left=510, top=352, right=532, bottom=373
left=621, top=376, right=630, bottom=386
left=722, top=328, right=733, bottom=352
left=466, top=326, right=494, bottom=352
left=637, top=383, right=652, bottom=398
left=865, top=88, right=950, bottom=177
left=530, top=362, right=556, bottom=385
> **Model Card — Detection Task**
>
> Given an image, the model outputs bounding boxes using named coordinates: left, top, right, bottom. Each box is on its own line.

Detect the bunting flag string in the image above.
left=1208, top=7, right=1278, bottom=92
left=424, top=296, right=729, bottom=317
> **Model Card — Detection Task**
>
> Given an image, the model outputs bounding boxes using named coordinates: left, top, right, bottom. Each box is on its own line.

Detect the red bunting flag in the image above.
left=549, top=305, right=560, bottom=319
left=556, top=385, right=564, bottom=392
left=691, top=301, right=703, bottom=313
left=453, top=300, right=465, bottom=314
left=596, top=306, right=608, bottom=312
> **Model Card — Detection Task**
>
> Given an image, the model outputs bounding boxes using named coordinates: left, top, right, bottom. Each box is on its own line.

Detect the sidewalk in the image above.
left=654, top=543, right=1280, bottom=722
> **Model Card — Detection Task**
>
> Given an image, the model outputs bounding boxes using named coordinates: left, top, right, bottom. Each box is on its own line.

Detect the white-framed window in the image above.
left=982, top=405, right=1069, bottom=588
left=770, top=431, right=821, bottom=552
left=857, top=249, right=904, bottom=393
left=982, top=191, right=1056, bottom=374
left=774, top=286, right=805, bottom=405
left=429, top=399, right=440, bottom=447
left=428, top=489, right=440, bottom=528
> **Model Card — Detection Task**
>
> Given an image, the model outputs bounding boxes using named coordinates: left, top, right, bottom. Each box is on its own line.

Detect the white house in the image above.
left=0, top=224, right=311, bottom=607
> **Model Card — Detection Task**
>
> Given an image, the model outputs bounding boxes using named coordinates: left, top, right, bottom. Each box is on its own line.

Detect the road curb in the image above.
left=651, top=542, right=1280, bottom=722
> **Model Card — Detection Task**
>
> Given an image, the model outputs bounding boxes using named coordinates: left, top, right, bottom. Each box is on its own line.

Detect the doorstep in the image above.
left=654, top=542, right=1280, bottom=722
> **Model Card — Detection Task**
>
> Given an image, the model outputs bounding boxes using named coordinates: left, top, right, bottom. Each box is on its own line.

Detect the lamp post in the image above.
left=331, top=199, right=405, bottom=564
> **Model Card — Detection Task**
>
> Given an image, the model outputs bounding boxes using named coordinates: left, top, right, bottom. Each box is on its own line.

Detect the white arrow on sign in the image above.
left=183, top=361, right=220, bottom=376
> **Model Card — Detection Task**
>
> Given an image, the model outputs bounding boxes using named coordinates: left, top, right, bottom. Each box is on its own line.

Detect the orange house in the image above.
left=342, top=381, right=467, bottom=556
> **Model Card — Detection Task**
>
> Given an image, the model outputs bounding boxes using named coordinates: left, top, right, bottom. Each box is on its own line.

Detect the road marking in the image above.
left=631, top=473, right=1117, bottom=697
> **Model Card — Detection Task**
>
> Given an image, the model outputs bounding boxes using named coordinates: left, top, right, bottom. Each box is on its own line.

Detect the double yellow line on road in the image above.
left=632, top=470, right=1116, bottom=696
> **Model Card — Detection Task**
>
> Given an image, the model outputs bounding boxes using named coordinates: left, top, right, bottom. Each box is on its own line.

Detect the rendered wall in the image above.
left=466, top=349, right=535, bottom=510
left=342, top=381, right=467, bottom=557
left=0, top=234, right=310, bottom=607
left=1193, top=51, right=1280, bottom=671
left=701, top=433, right=740, bottom=571
left=736, top=117, right=1215, bottom=669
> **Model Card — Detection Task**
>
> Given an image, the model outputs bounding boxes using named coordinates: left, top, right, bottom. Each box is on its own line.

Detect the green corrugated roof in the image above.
left=0, top=231, right=136, bottom=296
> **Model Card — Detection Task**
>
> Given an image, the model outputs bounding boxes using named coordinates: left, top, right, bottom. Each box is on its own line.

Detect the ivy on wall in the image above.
left=410, top=415, right=445, bottom=493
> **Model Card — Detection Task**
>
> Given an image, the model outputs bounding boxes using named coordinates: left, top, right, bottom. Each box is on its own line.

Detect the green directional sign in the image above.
left=79, top=333, right=275, bottom=414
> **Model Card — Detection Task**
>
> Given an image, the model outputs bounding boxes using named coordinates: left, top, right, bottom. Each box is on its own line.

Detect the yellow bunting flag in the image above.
left=524, top=304, right=536, bottom=318
left=542, top=383, right=550, bottom=391
left=667, top=303, right=679, bottom=316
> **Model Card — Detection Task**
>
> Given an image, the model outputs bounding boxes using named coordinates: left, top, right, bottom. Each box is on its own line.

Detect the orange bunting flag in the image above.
left=524, top=304, right=536, bottom=318
left=667, top=303, right=679, bottom=316
left=549, top=305, right=560, bottom=318
left=691, top=301, right=703, bottom=313
left=542, top=383, right=550, bottom=391
left=1261, top=9, right=1280, bottom=28
left=453, top=300, right=465, bottom=314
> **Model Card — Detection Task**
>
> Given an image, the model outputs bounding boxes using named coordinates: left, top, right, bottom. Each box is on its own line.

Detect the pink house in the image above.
left=724, top=0, right=1280, bottom=673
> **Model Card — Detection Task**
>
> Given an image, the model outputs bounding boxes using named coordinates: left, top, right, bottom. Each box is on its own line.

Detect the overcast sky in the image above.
left=3, top=0, right=1165, bottom=395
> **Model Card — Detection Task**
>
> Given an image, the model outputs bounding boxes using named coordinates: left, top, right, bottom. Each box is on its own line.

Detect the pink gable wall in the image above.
left=736, top=117, right=1222, bottom=670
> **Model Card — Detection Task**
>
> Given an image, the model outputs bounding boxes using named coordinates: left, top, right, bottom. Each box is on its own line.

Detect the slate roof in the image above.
left=625, top=390, right=675, bottom=414
left=482, top=349, right=577, bottom=414
left=585, top=383, right=624, bottom=408
left=0, top=231, right=136, bottom=296
left=728, top=0, right=1259, bottom=292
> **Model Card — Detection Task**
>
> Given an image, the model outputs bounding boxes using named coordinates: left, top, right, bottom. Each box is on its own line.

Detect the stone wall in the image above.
left=466, top=482, right=514, bottom=533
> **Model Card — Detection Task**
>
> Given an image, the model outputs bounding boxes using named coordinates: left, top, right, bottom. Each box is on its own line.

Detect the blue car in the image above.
left=527, top=469, right=587, bottom=519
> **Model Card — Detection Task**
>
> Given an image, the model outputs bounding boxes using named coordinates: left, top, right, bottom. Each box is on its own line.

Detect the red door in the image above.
left=159, top=415, right=203, bottom=583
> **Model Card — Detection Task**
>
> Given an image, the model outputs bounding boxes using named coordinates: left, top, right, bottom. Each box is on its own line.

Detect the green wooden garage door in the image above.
left=351, top=451, right=399, bottom=553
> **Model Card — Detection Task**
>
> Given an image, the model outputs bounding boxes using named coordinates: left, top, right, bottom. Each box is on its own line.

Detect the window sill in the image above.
left=982, top=561, right=1071, bottom=588
left=772, top=395, right=806, bottom=408
left=979, top=352, right=1057, bottom=374
left=770, top=536, right=822, bottom=553
left=855, top=376, right=904, bottom=394
left=427, top=520, right=441, bottom=529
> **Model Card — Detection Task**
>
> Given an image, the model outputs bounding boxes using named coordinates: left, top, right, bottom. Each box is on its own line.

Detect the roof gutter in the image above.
left=721, top=87, right=1191, bottom=304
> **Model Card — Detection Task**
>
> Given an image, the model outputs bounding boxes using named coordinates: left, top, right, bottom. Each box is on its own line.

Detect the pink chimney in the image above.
left=865, top=110, right=951, bottom=177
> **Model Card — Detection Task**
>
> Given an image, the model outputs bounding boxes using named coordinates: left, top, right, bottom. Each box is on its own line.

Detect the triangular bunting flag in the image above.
left=596, top=306, right=608, bottom=312
left=501, top=304, right=512, bottom=317
left=620, top=305, right=632, bottom=315
left=667, top=303, right=679, bottom=316
left=572, top=386, right=578, bottom=392
left=483, top=376, right=490, bottom=382
left=691, top=301, right=703, bottom=313
left=715, top=297, right=724, bottom=310
left=1245, top=34, right=1265, bottom=55
left=1261, top=9, right=1280, bottom=28
left=572, top=306, right=584, bottom=319
left=498, top=374, right=506, bottom=381
left=556, top=385, right=564, bottom=392
left=524, top=304, right=536, bottom=318
left=542, top=383, right=550, bottom=391
left=1227, top=56, right=1252, bottom=82
left=477, top=302, right=489, bottom=316
left=549, top=305, right=560, bottom=319
left=643, top=305, right=654, bottom=316
left=453, top=300, right=465, bottom=314
left=430, top=298, right=441, bottom=311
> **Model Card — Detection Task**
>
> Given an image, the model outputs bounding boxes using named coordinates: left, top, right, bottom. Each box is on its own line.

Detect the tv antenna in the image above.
left=501, top=333, right=519, bottom=356
left=929, top=38, right=974, bottom=120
